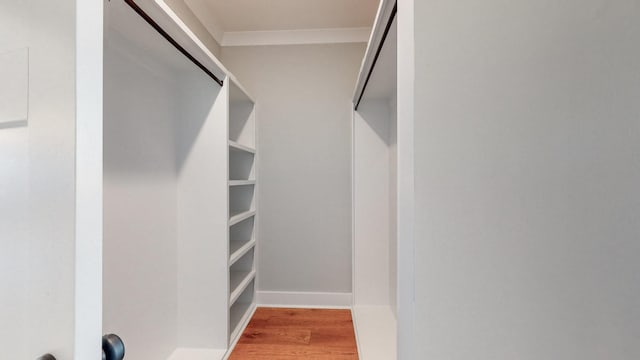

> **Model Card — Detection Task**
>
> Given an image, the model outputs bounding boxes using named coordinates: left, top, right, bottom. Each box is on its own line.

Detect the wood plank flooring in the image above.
left=229, top=307, right=359, bottom=360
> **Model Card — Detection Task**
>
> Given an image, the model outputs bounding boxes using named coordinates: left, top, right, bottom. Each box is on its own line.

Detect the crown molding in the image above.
left=221, top=27, right=371, bottom=47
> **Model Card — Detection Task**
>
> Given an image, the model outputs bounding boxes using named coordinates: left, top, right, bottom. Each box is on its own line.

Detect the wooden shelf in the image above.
left=229, top=210, right=255, bottom=226
left=229, top=140, right=255, bottom=154
left=229, top=270, right=256, bottom=306
left=230, top=239, right=256, bottom=266
left=229, top=180, right=256, bottom=186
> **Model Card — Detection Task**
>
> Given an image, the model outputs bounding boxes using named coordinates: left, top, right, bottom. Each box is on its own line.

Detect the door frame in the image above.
left=74, top=0, right=103, bottom=358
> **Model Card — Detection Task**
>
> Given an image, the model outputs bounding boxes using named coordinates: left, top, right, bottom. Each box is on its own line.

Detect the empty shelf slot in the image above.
left=229, top=278, right=255, bottom=342
left=230, top=247, right=255, bottom=303
left=229, top=210, right=255, bottom=226
left=230, top=216, right=255, bottom=263
left=229, top=146, right=255, bottom=181
left=229, top=185, right=255, bottom=218
left=229, top=269, right=256, bottom=306
left=229, top=93, right=255, bottom=149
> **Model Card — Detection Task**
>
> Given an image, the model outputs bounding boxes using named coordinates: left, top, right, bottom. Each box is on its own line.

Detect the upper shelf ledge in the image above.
left=229, top=140, right=256, bottom=154
left=351, top=0, right=397, bottom=107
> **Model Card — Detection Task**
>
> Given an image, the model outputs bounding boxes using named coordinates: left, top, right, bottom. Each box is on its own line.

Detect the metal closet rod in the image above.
left=355, top=2, right=397, bottom=111
left=124, top=0, right=224, bottom=86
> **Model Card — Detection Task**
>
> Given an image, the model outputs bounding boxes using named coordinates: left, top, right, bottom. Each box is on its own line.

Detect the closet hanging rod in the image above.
left=354, top=2, right=397, bottom=110
left=124, top=0, right=224, bottom=87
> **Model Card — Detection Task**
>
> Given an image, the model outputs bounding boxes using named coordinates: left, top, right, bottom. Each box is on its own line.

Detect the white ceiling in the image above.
left=184, top=0, right=380, bottom=43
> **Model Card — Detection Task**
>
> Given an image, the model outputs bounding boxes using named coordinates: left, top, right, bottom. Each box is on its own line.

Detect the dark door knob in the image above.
left=37, top=355, right=56, bottom=360
left=102, top=334, right=125, bottom=360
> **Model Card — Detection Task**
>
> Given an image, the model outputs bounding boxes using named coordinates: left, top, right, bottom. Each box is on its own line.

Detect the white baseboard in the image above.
left=256, top=291, right=352, bottom=309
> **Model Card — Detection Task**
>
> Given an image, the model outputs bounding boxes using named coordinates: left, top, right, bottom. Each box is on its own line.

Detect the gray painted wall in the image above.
left=222, top=44, right=365, bottom=294
left=412, top=1, right=640, bottom=359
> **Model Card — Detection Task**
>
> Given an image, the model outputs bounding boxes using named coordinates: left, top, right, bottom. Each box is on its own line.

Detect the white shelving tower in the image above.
left=227, top=79, right=258, bottom=348
left=101, top=1, right=259, bottom=359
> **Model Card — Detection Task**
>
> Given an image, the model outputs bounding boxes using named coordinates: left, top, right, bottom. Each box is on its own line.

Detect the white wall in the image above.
left=2, top=1, right=103, bottom=358
left=1, top=0, right=92, bottom=358
left=1, top=7, right=29, bottom=358
left=175, top=71, right=228, bottom=350
left=354, top=100, right=392, bottom=306
left=103, top=35, right=180, bottom=360
left=222, top=44, right=365, bottom=296
left=0, top=125, right=28, bottom=359
left=412, top=1, right=640, bottom=358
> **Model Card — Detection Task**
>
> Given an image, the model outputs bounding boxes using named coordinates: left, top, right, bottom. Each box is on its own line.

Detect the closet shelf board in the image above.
left=229, top=239, right=257, bottom=266
left=229, top=180, right=256, bottom=187
left=229, top=140, right=256, bottom=154
left=229, top=210, right=256, bottom=226
left=229, top=270, right=256, bottom=306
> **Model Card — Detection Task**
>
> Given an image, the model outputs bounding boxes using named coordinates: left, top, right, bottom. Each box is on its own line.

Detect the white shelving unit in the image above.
left=101, top=1, right=258, bottom=359
left=227, top=78, right=258, bottom=349
left=352, top=1, right=398, bottom=359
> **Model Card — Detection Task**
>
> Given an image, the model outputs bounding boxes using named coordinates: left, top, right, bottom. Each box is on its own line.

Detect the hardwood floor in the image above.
left=229, top=307, right=359, bottom=360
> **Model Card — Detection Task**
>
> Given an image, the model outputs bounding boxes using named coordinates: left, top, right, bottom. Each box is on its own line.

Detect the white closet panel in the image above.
left=352, top=1, right=398, bottom=359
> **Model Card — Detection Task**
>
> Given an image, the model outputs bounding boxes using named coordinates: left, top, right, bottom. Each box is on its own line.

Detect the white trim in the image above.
left=75, top=0, right=103, bottom=358
left=256, top=291, right=352, bottom=308
left=221, top=27, right=371, bottom=47
left=397, top=0, right=416, bottom=358
left=351, top=102, right=356, bottom=308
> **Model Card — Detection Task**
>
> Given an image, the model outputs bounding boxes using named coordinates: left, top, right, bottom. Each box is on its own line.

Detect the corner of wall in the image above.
left=162, top=0, right=222, bottom=58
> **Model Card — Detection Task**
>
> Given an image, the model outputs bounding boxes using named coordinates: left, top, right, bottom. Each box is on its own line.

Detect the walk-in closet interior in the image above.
left=102, top=0, right=403, bottom=357
left=5, top=0, right=640, bottom=358
left=101, top=0, right=401, bottom=358
left=1, top=0, right=399, bottom=358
